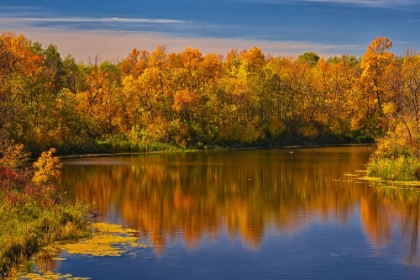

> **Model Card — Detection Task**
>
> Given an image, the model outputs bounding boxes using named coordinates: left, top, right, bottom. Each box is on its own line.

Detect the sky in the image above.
left=1, top=0, right=420, bottom=62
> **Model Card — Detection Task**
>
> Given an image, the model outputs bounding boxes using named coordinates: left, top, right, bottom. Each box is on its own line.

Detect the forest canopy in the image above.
left=0, top=31, right=419, bottom=166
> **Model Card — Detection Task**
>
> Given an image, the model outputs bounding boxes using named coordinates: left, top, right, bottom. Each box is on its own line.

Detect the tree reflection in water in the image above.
left=57, top=147, right=420, bottom=265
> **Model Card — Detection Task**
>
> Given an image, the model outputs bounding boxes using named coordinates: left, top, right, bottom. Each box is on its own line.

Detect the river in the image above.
left=38, top=146, right=420, bottom=279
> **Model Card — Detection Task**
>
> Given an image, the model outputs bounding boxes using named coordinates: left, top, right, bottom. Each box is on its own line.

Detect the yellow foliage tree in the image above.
left=359, top=37, right=394, bottom=120
left=32, top=148, right=62, bottom=185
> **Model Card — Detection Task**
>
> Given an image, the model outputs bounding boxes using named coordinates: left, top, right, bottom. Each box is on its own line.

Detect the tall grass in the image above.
left=0, top=198, right=90, bottom=276
left=367, top=156, right=420, bottom=181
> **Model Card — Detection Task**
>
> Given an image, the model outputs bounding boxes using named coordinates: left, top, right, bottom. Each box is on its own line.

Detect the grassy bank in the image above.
left=0, top=145, right=91, bottom=277
left=367, top=156, right=420, bottom=181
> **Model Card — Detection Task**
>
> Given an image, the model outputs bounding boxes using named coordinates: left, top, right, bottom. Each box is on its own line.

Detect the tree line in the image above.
left=1, top=31, right=419, bottom=159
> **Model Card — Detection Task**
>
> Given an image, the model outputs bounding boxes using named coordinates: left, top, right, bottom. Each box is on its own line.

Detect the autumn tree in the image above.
left=358, top=37, right=394, bottom=130
left=372, top=50, right=420, bottom=159
left=216, top=47, right=267, bottom=142
left=315, top=55, right=360, bottom=137
left=119, top=48, right=149, bottom=78
left=122, top=45, right=173, bottom=145
left=0, top=32, right=45, bottom=149
left=76, top=60, right=124, bottom=136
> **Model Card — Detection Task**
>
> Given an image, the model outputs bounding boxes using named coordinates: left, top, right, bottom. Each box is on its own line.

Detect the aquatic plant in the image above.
left=15, top=222, right=146, bottom=279
left=60, top=223, right=146, bottom=257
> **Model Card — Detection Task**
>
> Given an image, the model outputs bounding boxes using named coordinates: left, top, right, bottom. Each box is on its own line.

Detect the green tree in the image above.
left=298, top=52, right=320, bottom=66
left=44, top=44, right=63, bottom=94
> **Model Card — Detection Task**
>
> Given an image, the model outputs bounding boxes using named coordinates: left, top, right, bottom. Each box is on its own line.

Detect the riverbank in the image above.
left=57, top=141, right=376, bottom=159
left=0, top=146, right=91, bottom=278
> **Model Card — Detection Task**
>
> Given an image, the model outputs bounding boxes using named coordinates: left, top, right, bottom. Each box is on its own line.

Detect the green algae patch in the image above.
left=93, top=222, right=138, bottom=234
left=61, top=234, right=136, bottom=257
left=59, top=223, right=146, bottom=257
left=16, top=271, right=89, bottom=280
left=358, top=175, right=420, bottom=187
left=16, top=223, right=146, bottom=279
left=358, top=176, right=383, bottom=182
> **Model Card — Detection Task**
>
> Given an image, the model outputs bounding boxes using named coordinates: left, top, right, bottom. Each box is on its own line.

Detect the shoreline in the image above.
left=57, top=143, right=376, bottom=159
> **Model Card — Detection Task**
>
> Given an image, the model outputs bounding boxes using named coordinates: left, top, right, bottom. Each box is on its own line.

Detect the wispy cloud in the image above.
left=394, top=40, right=415, bottom=44
left=0, top=6, right=187, bottom=33
left=0, top=4, right=385, bottom=61
left=293, top=0, right=414, bottom=8
left=3, top=16, right=185, bottom=24
left=0, top=12, right=256, bottom=42
left=0, top=13, right=195, bottom=37
left=0, top=5, right=365, bottom=62
left=224, top=0, right=415, bottom=9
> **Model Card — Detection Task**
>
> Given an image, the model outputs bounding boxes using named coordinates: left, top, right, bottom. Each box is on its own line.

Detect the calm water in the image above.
left=47, top=147, right=420, bottom=279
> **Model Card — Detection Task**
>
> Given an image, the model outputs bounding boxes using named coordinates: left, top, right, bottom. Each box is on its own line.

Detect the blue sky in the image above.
left=1, top=0, right=419, bottom=62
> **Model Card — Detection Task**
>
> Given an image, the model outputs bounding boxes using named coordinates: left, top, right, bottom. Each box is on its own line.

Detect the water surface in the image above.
left=49, top=147, right=420, bottom=279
